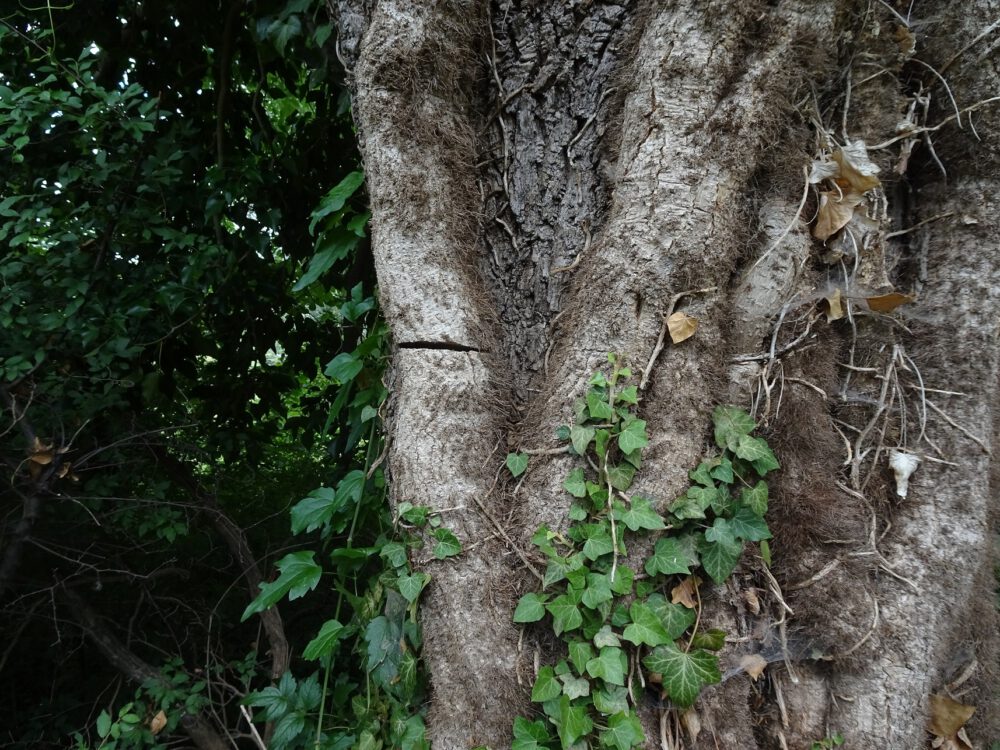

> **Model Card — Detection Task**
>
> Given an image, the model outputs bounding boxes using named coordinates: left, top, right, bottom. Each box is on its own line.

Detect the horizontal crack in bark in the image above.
left=397, top=340, right=484, bottom=353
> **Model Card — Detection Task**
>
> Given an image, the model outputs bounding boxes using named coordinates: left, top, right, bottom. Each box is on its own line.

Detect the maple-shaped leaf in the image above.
left=642, top=643, right=721, bottom=707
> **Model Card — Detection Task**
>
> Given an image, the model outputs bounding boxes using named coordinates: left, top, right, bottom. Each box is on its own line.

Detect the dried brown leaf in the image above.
left=814, top=191, right=863, bottom=241
left=681, top=707, right=702, bottom=743
left=928, top=694, right=975, bottom=739
left=824, top=288, right=845, bottom=322
left=832, top=141, right=881, bottom=193
left=866, top=291, right=915, bottom=313
left=739, top=653, right=768, bottom=681
left=671, top=575, right=701, bottom=609
left=150, top=709, right=168, bottom=735
left=667, top=312, right=698, bottom=344
left=743, top=588, right=761, bottom=615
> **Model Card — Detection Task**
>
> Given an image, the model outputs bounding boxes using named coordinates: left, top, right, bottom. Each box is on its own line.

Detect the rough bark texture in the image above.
left=337, top=0, right=1000, bottom=746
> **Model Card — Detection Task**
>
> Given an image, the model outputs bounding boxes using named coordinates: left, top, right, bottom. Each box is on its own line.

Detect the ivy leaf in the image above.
left=609, top=565, right=634, bottom=595
left=397, top=572, right=430, bottom=604
left=324, top=352, right=364, bottom=382
left=613, top=496, right=666, bottom=531
left=645, top=537, right=696, bottom=576
left=512, top=717, right=551, bottom=749
left=432, top=528, right=462, bottom=559
left=668, top=486, right=716, bottom=520
left=580, top=525, right=614, bottom=561
left=690, top=628, right=727, bottom=651
left=712, top=406, right=756, bottom=451
left=543, top=554, right=584, bottom=589
left=689, top=460, right=715, bottom=487
left=607, top=462, right=636, bottom=492
left=302, top=619, right=345, bottom=660
left=546, top=594, right=583, bottom=635
left=563, top=468, right=587, bottom=498
left=586, top=646, right=627, bottom=686
left=709, top=456, right=734, bottom=483
left=646, top=593, right=696, bottom=639
left=531, top=666, right=561, bottom=702
left=728, top=506, right=772, bottom=541
left=514, top=592, right=548, bottom=623
left=593, top=685, right=629, bottom=716
left=704, top=517, right=738, bottom=547
left=568, top=641, right=594, bottom=674
left=700, top=537, right=743, bottom=584
left=616, top=385, right=639, bottom=405
left=581, top=573, right=613, bottom=609
left=600, top=711, right=645, bottom=750
left=594, top=429, right=611, bottom=459
left=587, top=391, right=614, bottom=420
left=571, top=425, right=596, bottom=455
left=740, top=480, right=769, bottom=516
left=617, top=419, right=648, bottom=454
left=735, top=434, right=780, bottom=474
left=559, top=673, right=591, bottom=700
left=642, top=643, right=721, bottom=707
left=242, top=551, right=322, bottom=620
left=506, top=452, right=529, bottom=477
left=290, top=486, right=344, bottom=535
left=622, top=603, right=670, bottom=646
left=555, top=696, right=593, bottom=748
left=593, top=625, right=621, bottom=649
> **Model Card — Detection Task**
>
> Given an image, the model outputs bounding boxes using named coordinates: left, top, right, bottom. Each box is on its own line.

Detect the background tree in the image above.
left=0, top=2, right=398, bottom=748
left=332, top=0, right=1000, bottom=747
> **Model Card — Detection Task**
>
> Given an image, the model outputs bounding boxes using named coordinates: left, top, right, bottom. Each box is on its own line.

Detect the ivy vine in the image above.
left=507, top=356, right=779, bottom=749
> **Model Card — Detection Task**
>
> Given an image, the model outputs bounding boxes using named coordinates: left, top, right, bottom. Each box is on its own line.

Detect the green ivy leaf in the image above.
left=622, top=602, right=670, bottom=646
left=563, top=468, right=587, bottom=498
left=543, top=553, right=584, bottom=589
left=700, top=537, right=742, bottom=584
left=645, top=537, right=697, bottom=576
left=512, top=717, right=551, bottom=750
left=586, top=646, right=627, bottom=686
left=580, top=525, right=614, bottom=561
left=646, top=593, right=697, bottom=639
left=587, top=390, right=614, bottom=421
left=607, top=462, right=636, bottom=492
left=559, top=673, right=590, bottom=699
left=704, top=517, right=738, bottom=547
left=712, top=406, right=756, bottom=451
left=568, top=640, right=594, bottom=674
left=740, top=480, right=769, bottom=516
left=571, top=425, right=596, bottom=455
left=689, top=628, right=726, bottom=651
left=555, top=696, right=593, bottom=748
left=302, top=619, right=345, bottom=660
left=506, top=452, right=529, bottom=477
left=531, top=666, right=561, bottom=702
left=546, top=593, right=583, bottom=635
left=642, top=643, right=721, bottom=707
left=514, top=592, right=548, bottom=623
left=397, top=572, right=430, bottom=604
left=594, top=429, right=611, bottom=459
left=242, top=551, right=322, bottom=621
left=593, top=625, right=621, bottom=648
left=613, top=496, right=665, bottom=532
left=616, top=385, right=638, bottom=405
left=593, top=685, right=629, bottom=716
left=617, top=419, right=648, bottom=454
left=324, top=352, right=363, bottom=382
left=600, top=711, right=645, bottom=750
left=609, top=566, right=634, bottom=595
left=432, top=528, right=462, bottom=559
left=727, top=505, right=772, bottom=541
left=668, top=486, right=716, bottom=520
left=735, top=434, right=780, bottom=474
left=581, top=573, right=613, bottom=609
left=710, top=456, right=734, bottom=483
left=689, top=460, right=716, bottom=487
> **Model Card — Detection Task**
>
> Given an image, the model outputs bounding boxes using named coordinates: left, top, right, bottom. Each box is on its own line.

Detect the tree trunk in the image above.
left=333, top=0, right=1000, bottom=747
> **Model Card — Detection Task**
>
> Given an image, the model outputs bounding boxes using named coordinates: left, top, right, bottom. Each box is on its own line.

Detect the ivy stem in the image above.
left=313, top=657, right=332, bottom=749
left=685, top=578, right=703, bottom=653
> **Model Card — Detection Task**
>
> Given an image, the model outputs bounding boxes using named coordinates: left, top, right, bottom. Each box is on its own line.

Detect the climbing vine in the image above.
left=507, top=356, right=778, bottom=749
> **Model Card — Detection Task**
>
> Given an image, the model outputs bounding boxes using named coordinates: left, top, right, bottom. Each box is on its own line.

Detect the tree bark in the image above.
left=336, top=0, right=1000, bottom=746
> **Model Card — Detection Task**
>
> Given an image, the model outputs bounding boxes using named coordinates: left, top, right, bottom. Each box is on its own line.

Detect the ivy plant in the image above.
left=508, top=356, right=778, bottom=749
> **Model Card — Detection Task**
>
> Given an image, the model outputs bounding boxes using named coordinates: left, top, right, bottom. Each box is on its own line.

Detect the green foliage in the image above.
left=810, top=733, right=845, bottom=749
left=509, top=362, right=777, bottom=747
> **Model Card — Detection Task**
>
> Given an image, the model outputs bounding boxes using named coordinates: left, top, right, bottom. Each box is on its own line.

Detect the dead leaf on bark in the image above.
left=681, top=707, right=702, bottom=743
left=739, top=653, right=768, bottom=681
left=866, top=291, right=915, bottom=313
left=927, top=694, right=975, bottom=749
left=667, top=312, right=698, bottom=344
left=743, top=588, right=761, bottom=615
left=671, top=575, right=701, bottom=608
left=823, top=288, right=845, bottom=322
left=150, top=709, right=168, bottom=735
left=814, top=191, right=863, bottom=241
left=28, top=436, right=54, bottom=465
left=832, top=141, right=882, bottom=194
